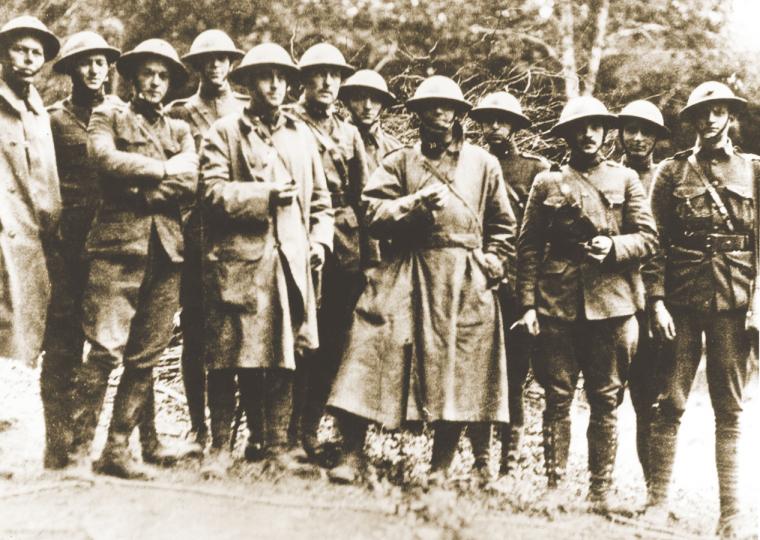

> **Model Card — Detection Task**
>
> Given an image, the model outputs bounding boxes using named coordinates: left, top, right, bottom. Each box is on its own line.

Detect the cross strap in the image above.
left=686, top=154, right=736, bottom=233
left=420, top=157, right=483, bottom=236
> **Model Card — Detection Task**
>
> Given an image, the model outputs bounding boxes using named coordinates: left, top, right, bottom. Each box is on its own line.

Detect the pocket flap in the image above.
left=673, top=185, right=707, bottom=199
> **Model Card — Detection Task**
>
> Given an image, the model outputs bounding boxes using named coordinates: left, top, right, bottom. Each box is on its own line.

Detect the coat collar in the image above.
left=0, top=78, right=45, bottom=116
left=694, top=138, right=734, bottom=161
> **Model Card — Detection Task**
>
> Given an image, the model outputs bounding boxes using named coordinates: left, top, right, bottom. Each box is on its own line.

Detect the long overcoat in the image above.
left=328, top=138, right=516, bottom=428
left=200, top=111, right=333, bottom=370
left=0, top=80, right=61, bottom=363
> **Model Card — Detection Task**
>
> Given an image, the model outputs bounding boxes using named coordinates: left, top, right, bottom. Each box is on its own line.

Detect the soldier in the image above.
left=0, top=16, right=60, bottom=477
left=644, top=82, right=756, bottom=538
left=469, top=91, right=551, bottom=476
left=41, top=31, right=121, bottom=471
left=515, top=96, right=657, bottom=513
left=199, top=43, right=333, bottom=476
left=74, top=39, right=199, bottom=479
left=167, top=29, right=248, bottom=454
left=289, top=43, right=369, bottom=462
left=339, top=69, right=401, bottom=173
left=616, top=100, right=670, bottom=490
left=327, top=76, right=516, bottom=484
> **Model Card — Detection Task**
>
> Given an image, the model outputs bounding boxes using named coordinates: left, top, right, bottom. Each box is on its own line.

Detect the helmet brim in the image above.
left=0, top=28, right=60, bottom=62
left=549, top=114, right=618, bottom=138
left=679, top=97, right=747, bottom=120
left=117, top=52, right=189, bottom=88
left=468, top=107, right=531, bottom=130
left=53, top=46, right=121, bottom=74
left=617, top=114, right=670, bottom=139
left=228, top=62, right=300, bottom=85
left=338, top=84, right=395, bottom=106
left=182, top=48, right=245, bottom=66
left=299, top=62, right=355, bottom=78
left=406, top=96, right=472, bottom=114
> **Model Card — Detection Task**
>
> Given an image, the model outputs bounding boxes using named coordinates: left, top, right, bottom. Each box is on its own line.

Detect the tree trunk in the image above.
left=583, top=0, right=610, bottom=95
left=557, top=0, right=579, bottom=99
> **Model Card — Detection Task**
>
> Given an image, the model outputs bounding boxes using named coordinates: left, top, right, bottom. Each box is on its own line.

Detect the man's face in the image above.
left=479, top=116, right=515, bottom=147
left=418, top=100, right=456, bottom=132
left=199, top=53, right=231, bottom=87
left=621, top=119, right=657, bottom=158
left=346, top=89, right=383, bottom=128
left=71, top=53, right=109, bottom=91
left=694, top=103, right=730, bottom=141
left=135, top=59, right=170, bottom=104
left=302, top=67, right=341, bottom=107
left=3, top=35, right=45, bottom=84
left=248, top=67, right=287, bottom=109
left=570, top=119, right=605, bottom=155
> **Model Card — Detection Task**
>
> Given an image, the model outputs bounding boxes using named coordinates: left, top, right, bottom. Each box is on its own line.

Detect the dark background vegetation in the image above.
left=4, top=0, right=759, bottom=163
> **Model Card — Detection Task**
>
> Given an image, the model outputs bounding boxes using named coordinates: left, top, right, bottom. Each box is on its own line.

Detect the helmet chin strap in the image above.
left=619, top=133, right=656, bottom=161
left=698, top=115, right=731, bottom=147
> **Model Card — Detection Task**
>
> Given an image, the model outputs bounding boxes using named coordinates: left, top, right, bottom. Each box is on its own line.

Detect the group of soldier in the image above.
left=0, top=13, right=756, bottom=539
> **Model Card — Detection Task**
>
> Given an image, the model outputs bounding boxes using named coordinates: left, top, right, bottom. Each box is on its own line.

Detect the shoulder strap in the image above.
left=420, top=157, right=483, bottom=235
left=686, top=154, right=735, bottom=232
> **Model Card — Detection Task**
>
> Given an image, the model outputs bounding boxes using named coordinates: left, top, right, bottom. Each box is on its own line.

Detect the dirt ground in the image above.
left=0, top=353, right=757, bottom=540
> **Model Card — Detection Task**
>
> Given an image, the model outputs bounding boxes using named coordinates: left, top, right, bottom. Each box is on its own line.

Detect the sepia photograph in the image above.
left=0, top=0, right=758, bottom=538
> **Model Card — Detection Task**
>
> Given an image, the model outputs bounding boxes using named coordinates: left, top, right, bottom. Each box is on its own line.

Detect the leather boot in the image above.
left=140, top=380, right=202, bottom=466
left=181, top=337, right=208, bottom=448
left=94, top=368, right=155, bottom=480
left=499, top=423, right=524, bottom=475
left=237, top=369, right=266, bottom=462
left=207, top=369, right=236, bottom=450
left=635, top=411, right=652, bottom=486
left=40, top=354, right=77, bottom=470
left=587, top=420, right=630, bottom=515
left=469, top=423, right=492, bottom=485
left=68, top=361, right=111, bottom=464
left=430, top=423, right=462, bottom=477
left=715, top=424, right=742, bottom=537
left=329, top=413, right=367, bottom=484
left=642, top=410, right=679, bottom=526
left=543, top=418, right=571, bottom=489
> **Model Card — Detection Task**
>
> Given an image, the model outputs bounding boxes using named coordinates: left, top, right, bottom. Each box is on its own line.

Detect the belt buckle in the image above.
left=708, top=233, right=740, bottom=252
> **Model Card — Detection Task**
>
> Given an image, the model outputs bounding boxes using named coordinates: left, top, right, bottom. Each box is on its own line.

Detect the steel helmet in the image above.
left=338, top=69, right=395, bottom=105
left=182, top=29, right=243, bottom=66
left=469, top=91, right=531, bottom=130
left=229, top=43, right=299, bottom=84
left=53, top=31, right=120, bottom=74
left=617, top=99, right=669, bottom=138
left=117, top=38, right=188, bottom=87
left=297, top=43, right=354, bottom=77
left=679, top=81, right=746, bottom=119
left=0, top=15, right=60, bottom=61
left=406, top=75, right=471, bottom=113
left=549, top=96, right=617, bottom=137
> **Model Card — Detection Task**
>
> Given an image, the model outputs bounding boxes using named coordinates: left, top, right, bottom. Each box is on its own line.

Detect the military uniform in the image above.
left=493, top=141, right=550, bottom=471
left=41, top=92, right=120, bottom=468
left=517, top=155, right=658, bottom=496
left=167, top=84, right=248, bottom=446
left=645, top=141, right=756, bottom=525
left=354, top=119, right=402, bottom=175
left=289, top=100, right=370, bottom=454
left=76, top=96, right=197, bottom=476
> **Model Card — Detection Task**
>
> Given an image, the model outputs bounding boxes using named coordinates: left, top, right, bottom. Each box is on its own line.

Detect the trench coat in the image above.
left=517, top=160, right=658, bottom=321
left=328, top=137, right=516, bottom=428
left=0, top=79, right=61, bottom=363
left=200, top=111, right=334, bottom=370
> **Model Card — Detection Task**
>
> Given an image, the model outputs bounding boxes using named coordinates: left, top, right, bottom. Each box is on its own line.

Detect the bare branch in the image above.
left=583, top=0, right=610, bottom=95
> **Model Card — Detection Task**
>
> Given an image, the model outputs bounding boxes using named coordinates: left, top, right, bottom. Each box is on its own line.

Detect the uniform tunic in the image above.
left=0, top=79, right=60, bottom=363
left=200, top=111, right=333, bottom=370
left=82, top=100, right=197, bottom=369
left=353, top=119, right=402, bottom=175
left=329, top=136, right=516, bottom=428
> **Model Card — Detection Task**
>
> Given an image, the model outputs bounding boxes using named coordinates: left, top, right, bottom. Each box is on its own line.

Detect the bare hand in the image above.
left=511, top=308, right=540, bottom=336
left=651, top=300, right=676, bottom=341
left=481, top=252, right=504, bottom=281
left=584, top=235, right=613, bottom=263
left=164, top=152, right=198, bottom=177
left=310, top=243, right=326, bottom=271
left=420, top=184, right=449, bottom=210
left=272, top=183, right=298, bottom=206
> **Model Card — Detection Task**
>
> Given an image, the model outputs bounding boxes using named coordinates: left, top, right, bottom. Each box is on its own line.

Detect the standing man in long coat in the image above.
left=515, top=96, right=657, bottom=513
left=199, top=43, right=333, bottom=475
left=644, top=82, right=756, bottom=538
left=290, top=43, right=369, bottom=461
left=41, top=31, right=121, bottom=471
left=0, top=16, right=60, bottom=478
left=328, top=76, right=515, bottom=484
left=469, top=91, right=551, bottom=476
left=615, top=99, right=670, bottom=490
left=75, top=39, right=199, bottom=479
left=167, top=29, right=248, bottom=455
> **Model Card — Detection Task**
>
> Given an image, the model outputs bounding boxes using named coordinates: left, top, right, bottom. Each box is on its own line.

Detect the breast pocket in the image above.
left=724, top=184, right=754, bottom=232
left=606, top=192, right=625, bottom=235
left=673, top=186, right=711, bottom=230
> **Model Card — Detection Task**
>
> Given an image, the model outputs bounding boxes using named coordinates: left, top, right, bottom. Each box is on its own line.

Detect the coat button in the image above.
left=8, top=231, right=15, bottom=238
left=8, top=186, right=15, bottom=193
